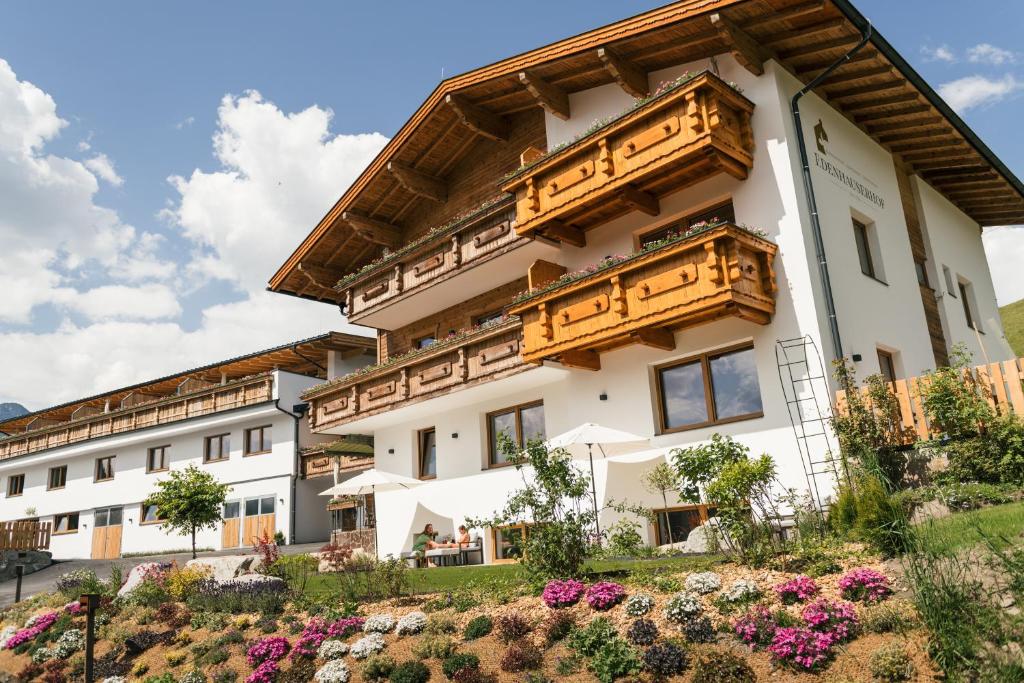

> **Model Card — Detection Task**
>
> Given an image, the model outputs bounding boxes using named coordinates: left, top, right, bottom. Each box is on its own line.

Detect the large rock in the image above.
left=185, top=554, right=263, bottom=580
left=656, top=519, right=730, bottom=555
left=216, top=573, right=285, bottom=591
left=117, top=562, right=163, bottom=598
left=0, top=550, right=52, bottom=581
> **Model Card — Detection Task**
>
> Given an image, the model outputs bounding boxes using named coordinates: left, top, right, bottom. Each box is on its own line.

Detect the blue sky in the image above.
left=1, top=1, right=1022, bottom=409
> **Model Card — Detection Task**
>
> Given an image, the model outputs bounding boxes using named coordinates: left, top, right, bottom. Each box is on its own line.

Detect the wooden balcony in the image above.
left=508, top=225, right=777, bottom=370
left=0, top=375, right=274, bottom=460
left=306, top=318, right=531, bottom=431
left=502, top=72, right=754, bottom=243
left=338, top=199, right=556, bottom=329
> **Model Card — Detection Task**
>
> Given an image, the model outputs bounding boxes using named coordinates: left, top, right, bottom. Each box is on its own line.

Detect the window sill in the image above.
left=46, top=486, right=65, bottom=491
left=485, top=460, right=517, bottom=470
left=861, top=273, right=888, bottom=286
left=243, top=450, right=272, bottom=457
left=94, top=478, right=114, bottom=483
left=139, top=520, right=164, bottom=526
left=6, top=493, right=23, bottom=498
left=204, top=458, right=230, bottom=464
left=658, top=411, right=764, bottom=436
left=417, top=475, right=437, bottom=481
left=52, top=530, right=79, bottom=536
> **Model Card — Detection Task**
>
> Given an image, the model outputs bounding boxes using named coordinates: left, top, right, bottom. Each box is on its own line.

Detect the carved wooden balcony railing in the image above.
left=0, top=375, right=274, bottom=461
left=502, top=72, right=754, bottom=243
left=305, top=318, right=530, bottom=430
left=339, top=198, right=525, bottom=326
left=507, top=225, right=777, bottom=370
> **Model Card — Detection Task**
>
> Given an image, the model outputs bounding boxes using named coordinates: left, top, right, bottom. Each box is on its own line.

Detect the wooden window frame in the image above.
left=47, top=465, right=67, bottom=491
left=244, top=425, right=273, bottom=456
left=654, top=342, right=764, bottom=435
left=852, top=218, right=876, bottom=279
left=635, top=200, right=735, bottom=249
left=490, top=522, right=532, bottom=564
left=877, top=349, right=897, bottom=384
left=651, top=504, right=713, bottom=546
left=485, top=400, right=545, bottom=468
left=958, top=281, right=982, bottom=333
left=139, top=502, right=165, bottom=526
left=6, top=474, right=25, bottom=497
left=146, top=445, right=170, bottom=473
left=53, top=512, right=80, bottom=536
left=94, top=456, right=115, bottom=482
left=417, top=427, right=437, bottom=480
left=204, top=433, right=231, bottom=463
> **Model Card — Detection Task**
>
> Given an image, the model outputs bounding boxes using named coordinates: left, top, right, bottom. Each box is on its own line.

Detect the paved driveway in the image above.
left=0, top=542, right=324, bottom=607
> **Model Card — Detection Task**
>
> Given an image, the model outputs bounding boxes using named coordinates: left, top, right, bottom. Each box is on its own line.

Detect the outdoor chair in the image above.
left=459, top=533, right=484, bottom=565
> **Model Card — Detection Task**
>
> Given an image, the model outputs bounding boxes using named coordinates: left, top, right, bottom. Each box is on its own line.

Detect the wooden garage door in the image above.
left=91, top=506, right=123, bottom=559
left=221, top=501, right=241, bottom=549
left=242, top=496, right=276, bottom=545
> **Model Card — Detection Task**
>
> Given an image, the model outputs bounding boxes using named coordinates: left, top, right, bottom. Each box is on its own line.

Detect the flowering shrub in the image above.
left=722, top=579, right=760, bottom=603
left=642, top=642, right=690, bottom=678
left=317, top=639, right=349, bottom=660
left=769, top=627, right=834, bottom=671
left=191, top=576, right=287, bottom=613
left=63, top=601, right=83, bottom=616
left=586, top=582, right=626, bottom=610
left=681, top=615, right=715, bottom=644
left=5, top=611, right=59, bottom=649
left=55, top=568, right=101, bottom=596
left=802, top=599, right=858, bottom=643
left=245, top=659, right=280, bottom=683
left=350, top=633, right=386, bottom=659
left=0, top=626, right=16, bottom=649
left=626, top=619, right=658, bottom=646
left=685, top=572, right=722, bottom=595
left=542, top=579, right=586, bottom=608
left=328, top=617, right=365, bottom=638
left=495, top=614, right=532, bottom=643
left=838, top=567, right=892, bottom=603
left=773, top=575, right=820, bottom=604
left=442, top=652, right=480, bottom=680
left=623, top=593, right=654, bottom=616
left=314, top=659, right=351, bottom=683
left=663, top=592, right=702, bottom=624
left=733, top=605, right=777, bottom=649
left=246, top=637, right=290, bottom=667
left=500, top=640, right=543, bottom=672
left=53, top=628, right=85, bottom=657
left=290, top=618, right=329, bottom=659
left=396, top=611, right=427, bottom=636
left=363, top=614, right=396, bottom=634
left=166, top=565, right=212, bottom=601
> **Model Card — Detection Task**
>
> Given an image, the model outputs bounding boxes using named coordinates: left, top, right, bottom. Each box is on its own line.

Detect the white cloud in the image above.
left=922, top=45, right=957, bottom=63
left=164, top=90, right=388, bottom=293
left=175, top=115, right=195, bottom=130
left=938, top=74, right=1022, bottom=112
left=982, top=226, right=1024, bottom=306
left=64, top=284, right=181, bottom=321
left=84, top=153, right=124, bottom=187
left=967, top=43, right=1015, bottom=65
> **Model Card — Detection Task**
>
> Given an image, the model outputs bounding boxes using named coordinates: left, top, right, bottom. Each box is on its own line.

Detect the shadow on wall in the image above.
left=601, top=455, right=669, bottom=545
left=402, top=502, right=456, bottom=552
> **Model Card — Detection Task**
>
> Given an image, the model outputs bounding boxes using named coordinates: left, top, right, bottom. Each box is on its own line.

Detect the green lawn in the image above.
left=1000, top=298, right=1024, bottom=357
left=915, top=500, right=1024, bottom=555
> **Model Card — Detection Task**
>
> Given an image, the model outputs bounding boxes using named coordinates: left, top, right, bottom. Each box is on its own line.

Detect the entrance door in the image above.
left=221, top=501, right=241, bottom=549
left=242, top=496, right=276, bottom=545
left=91, top=506, right=123, bottom=559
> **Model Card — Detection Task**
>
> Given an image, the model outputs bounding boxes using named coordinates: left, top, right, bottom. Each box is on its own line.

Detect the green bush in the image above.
left=425, top=615, right=458, bottom=635
left=441, top=652, right=480, bottom=679
left=554, top=654, right=583, bottom=676
left=411, top=634, right=455, bottom=660
left=852, top=473, right=910, bottom=557
left=362, top=655, right=396, bottom=683
left=500, top=641, right=543, bottom=672
left=690, top=649, right=755, bottom=683
left=567, top=617, right=617, bottom=657
left=588, top=639, right=640, bottom=683
left=869, top=642, right=916, bottom=681
left=860, top=600, right=918, bottom=634
left=279, top=658, right=317, bottom=683
left=462, top=615, right=492, bottom=641
left=542, top=610, right=575, bottom=645
left=389, top=660, right=431, bottom=683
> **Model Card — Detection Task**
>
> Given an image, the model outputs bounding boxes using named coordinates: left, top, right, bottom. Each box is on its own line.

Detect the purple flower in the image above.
left=732, top=605, right=776, bottom=649
left=5, top=611, right=59, bottom=649
left=769, top=626, right=834, bottom=670
left=542, top=579, right=586, bottom=608
left=246, top=636, right=290, bottom=667
left=585, top=582, right=625, bottom=611
left=838, top=567, right=891, bottom=603
left=773, top=575, right=820, bottom=604
left=801, top=599, right=858, bottom=643
left=245, top=659, right=280, bottom=683
left=327, top=617, right=366, bottom=639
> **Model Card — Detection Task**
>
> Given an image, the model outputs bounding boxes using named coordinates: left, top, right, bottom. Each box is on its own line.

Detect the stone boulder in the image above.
left=117, top=562, right=162, bottom=598
left=185, top=554, right=263, bottom=581
left=655, top=519, right=731, bottom=555
left=216, top=574, right=285, bottom=591
left=0, top=550, right=52, bottom=581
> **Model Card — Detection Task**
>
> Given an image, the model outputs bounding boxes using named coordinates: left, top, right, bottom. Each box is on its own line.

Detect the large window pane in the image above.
left=709, top=347, right=762, bottom=420
left=659, top=360, right=709, bottom=429
left=94, top=508, right=108, bottom=527
left=419, top=430, right=436, bottom=478
left=142, top=504, right=161, bottom=523
left=489, top=411, right=516, bottom=465
left=520, top=404, right=546, bottom=443
left=223, top=502, right=239, bottom=519
left=260, top=496, right=276, bottom=514
left=108, top=507, right=123, bottom=526
left=245, top=499, right=259, bottom=517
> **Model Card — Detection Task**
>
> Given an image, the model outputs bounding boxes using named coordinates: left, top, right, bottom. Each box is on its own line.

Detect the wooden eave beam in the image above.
left=341, top=211, right=401, bottom=250
left=387, top=161, right=447, bottom=202
left=842, top=92, right=920, bottom=113
left=878, top=128, right=953, bottom=144
left=763, top=17, right=844, bottom=45
left=901, top=149, right=977, bottom=164
left=866, top=116, right=944, bottom=134
left=889, top=136, right=961, bottom=153
left=632, top=327, right=675, bottom=351
left=710, top=12, right=769, bottom=75
left=596, top=47, right=649, bottom=98
left=797, top=50, right=876, bottom=77
left=817, top=65, right=893, bottom=88
left=830, top=80, right=907, bottom=101
left=297, top=262, right=340, bottom=290
left=778, top=33, right=861, bottom=60
left=541, top=221, right=586, bottom=247
left=445, top=94, right=510, bottom=142
left=619, top=186, right=660, bottom=216
left=559, top=349, right=601, bottom=371
left=518, top=71, right=571, bottom=120
left=742, top=0, right=825, bottom=30
left=854, top=105, right=930, bottom=124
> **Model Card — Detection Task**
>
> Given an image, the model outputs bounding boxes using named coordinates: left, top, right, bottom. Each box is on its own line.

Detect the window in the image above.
left=877, top=349, right=897, bottom=383
left=418, top=428, right=437, bottom=479
left=47, top=466, right=67, bottom=490
left=6, top=474, right=24, bottom=497
left=53, top=512, right=79, bottom=535
left=474, top=310, right=505, bottom=327
left=95, top=456, right=115, bottom=482
left=656, top=344, right=763, bottom=433
left=653, top=505, right=716, bottom=546
left=204, top=434, right=231, bottom=462
left=146, top=446, right=169, bottom=473
left=244, top=496, right=275, bottom=517
left=915, top=260, right=929, bottom=287
left=414, top=336, right=436, bottom=349
left=639, top=201, right=735, bottom=248
left=223, top=501, right=240, bottom=520
left=94, top=506, right=123, bottom=527
left=487, top=401, right=546, bottom=466
left=140, top=503, right=165, bottom=525
left=492, top=523, right=531, bottom=562
left=943, top=265, right=956, bottom=297
left=959, top=281, right=979, bottom=331
left=244, top=426, right=272, bottom=455
left=853, top=219, right=877, bottom=279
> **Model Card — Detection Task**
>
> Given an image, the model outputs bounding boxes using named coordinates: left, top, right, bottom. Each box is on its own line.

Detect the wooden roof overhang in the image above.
left=269, top=0, right=1024, bottom=306
left=0, top=332, right=375, bottom=435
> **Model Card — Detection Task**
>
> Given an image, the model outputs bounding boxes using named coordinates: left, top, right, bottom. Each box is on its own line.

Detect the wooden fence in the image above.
left=0, top=521, right=52, bottom=551
left=835, top=357, right=1024, bottom=444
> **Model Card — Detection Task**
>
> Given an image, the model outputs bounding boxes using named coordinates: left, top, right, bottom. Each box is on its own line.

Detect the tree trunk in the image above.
left=661, top=491, right=675, bottom=545
left=191, top=527, right=197, bottom=559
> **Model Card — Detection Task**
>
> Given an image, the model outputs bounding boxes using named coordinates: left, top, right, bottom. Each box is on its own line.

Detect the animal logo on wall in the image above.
left=814, top=119, right=830, bottom=155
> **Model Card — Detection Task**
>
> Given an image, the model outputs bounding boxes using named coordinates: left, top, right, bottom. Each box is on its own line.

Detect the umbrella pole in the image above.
left=588, top=444, right=601, bottom=539
left=372, top=485, right=380, bottom=561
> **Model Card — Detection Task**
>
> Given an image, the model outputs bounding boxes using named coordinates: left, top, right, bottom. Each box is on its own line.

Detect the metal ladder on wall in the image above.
left=775, top=336, right=844, bottom=514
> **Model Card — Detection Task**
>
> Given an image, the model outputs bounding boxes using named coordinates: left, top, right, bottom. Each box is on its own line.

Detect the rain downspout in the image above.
left=791, top=21, right=873, bottom=362
left=275, top=399, right=308, bottom=546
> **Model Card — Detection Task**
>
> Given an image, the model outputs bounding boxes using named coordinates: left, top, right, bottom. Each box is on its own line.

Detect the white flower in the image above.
left=363, top=614, right=395, bottom=634
left=315, top=659, right=352, bottom=683
left=179, top=671, right=207, bottom=683
left=722, top=579, right=760, bottom=602
left=53, top=628, right=85, bottom=657
left=350, top=633, right=386, bottom=659
left=684, top=572, right=721, bottom=595
left=101, top=678, right=127, bottom=683
left=663, top=592, right=703, bottom=623
left=32, top=647, right=55, bottom=663
left=395, top=611, right=427, bottom=636
left=318, top=639, right=350, bottom=660
left=0, top=625, right=18, bottom=649
left=624, top=594, right=655, bottom=617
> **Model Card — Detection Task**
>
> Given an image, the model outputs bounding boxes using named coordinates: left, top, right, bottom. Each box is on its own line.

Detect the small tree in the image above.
left=145, top=464, right=230, bottom=559
left=642, top=463, right=680, bottom=545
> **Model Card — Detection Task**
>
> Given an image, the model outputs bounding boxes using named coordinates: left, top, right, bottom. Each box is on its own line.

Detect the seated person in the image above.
left=456, top=524, right=473, bottom=547
left=412, top=523, right=457, bottom=566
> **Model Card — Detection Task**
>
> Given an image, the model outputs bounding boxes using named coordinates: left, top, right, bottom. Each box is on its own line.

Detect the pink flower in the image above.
left=801, top=599, right=858, bottom=643
left=5, top=612, right=59, bottom=649
left=327, top=616, right=366, bottom=639
left=585, top=581, right=625, bottom=610
left=732, top=605, right=776, bottom=649
left=768, top=626, right=834, bottom=670
left=245, top=659, right=280, bottom=683
left=838, top=567, right=891, bottom=603
left=773, top=575, right=820, bottom=604
left=246, top=636, right=290, bottom=667
left=542, top=579, right=586, bottom=608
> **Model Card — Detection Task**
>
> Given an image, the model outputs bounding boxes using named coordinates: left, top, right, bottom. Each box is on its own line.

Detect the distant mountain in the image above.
left=1003, top=299, right=1024, bottom=357
left=0, top=403, right=28, bottom=422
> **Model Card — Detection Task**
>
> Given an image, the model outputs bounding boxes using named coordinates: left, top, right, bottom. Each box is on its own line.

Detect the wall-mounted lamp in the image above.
left=851, top=353, right=863, bottom=362
left=388, top=448, right=395, bottom=455
left=451, top=432, right=459, bottom=439
left=127, top=518, right=134, bottom=525
left=279, top=498, right=285, bottom=505
left=599, top=392, right=608, bottom=401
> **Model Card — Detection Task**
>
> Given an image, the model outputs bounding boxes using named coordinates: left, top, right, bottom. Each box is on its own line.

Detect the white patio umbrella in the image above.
left=544, top=423, right=648, bottom=536
left=319, top=469, right=425, bottom=558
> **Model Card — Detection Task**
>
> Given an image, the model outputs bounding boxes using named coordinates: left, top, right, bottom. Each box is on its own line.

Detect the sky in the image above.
left=1, top=1, right=1023, bottom=410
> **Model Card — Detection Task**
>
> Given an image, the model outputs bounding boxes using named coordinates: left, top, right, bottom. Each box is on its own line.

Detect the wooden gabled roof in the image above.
left=0, top=332, right=375, bottom=435
left=268, top=0, right=1024, bottom=305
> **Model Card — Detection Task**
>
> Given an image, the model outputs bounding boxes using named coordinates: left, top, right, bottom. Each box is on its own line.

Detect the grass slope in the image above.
left=914, top=500, right=1024, bottom=555
left=1000, top=298, right=1024, bottom=356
